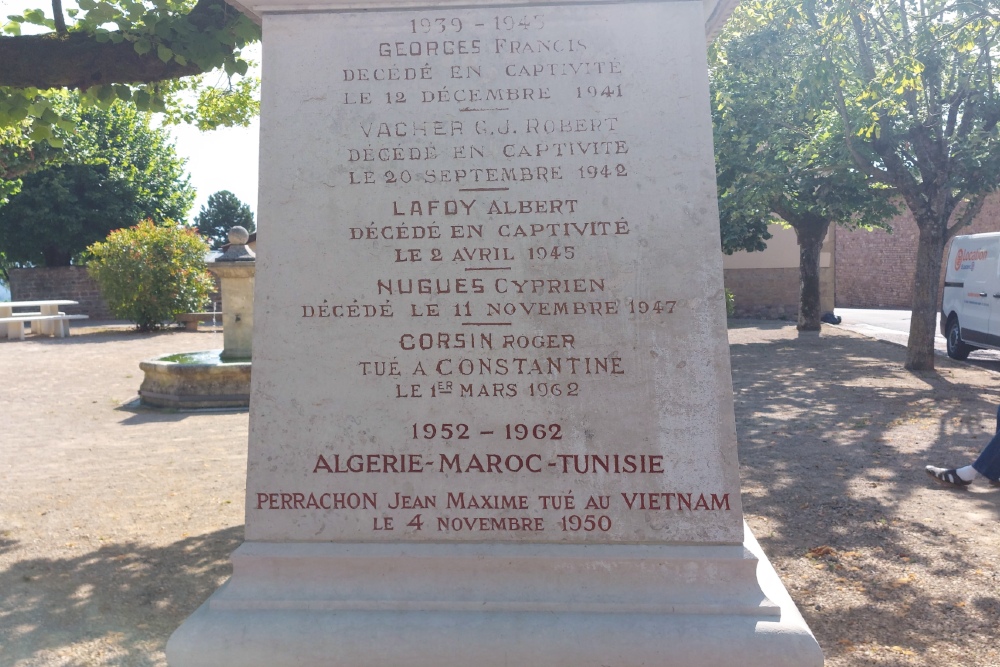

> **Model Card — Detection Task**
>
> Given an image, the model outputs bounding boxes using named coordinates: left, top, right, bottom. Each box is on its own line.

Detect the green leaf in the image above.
left=134, top=90, right=151, bottom=111
left=23, top=9, right=46, bottom=24
left=40, top=107, right=60, bottom=125
left=134, top=38, right=152, bottom=55
left=157, top=45, right=173, bottom=62
left=29, top=125, right=52, bottom=141
left=95, top=85, right=115, bottom=102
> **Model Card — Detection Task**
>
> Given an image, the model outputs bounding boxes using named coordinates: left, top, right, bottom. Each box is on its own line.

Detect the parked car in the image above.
left=941, top=232, right=1000, bottom=359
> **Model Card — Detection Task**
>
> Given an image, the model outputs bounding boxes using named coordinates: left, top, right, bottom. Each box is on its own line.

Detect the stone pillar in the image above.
left=208, top=226, right=255, bottom=361
left=167, top=2, right=823, bottom=665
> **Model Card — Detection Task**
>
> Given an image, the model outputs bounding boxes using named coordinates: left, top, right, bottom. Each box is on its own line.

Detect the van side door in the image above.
left=956, top=237, right=999, bottom=346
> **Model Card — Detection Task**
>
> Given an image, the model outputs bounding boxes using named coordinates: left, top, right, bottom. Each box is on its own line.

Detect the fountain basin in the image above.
left=139, top=349, right=251, bottom=410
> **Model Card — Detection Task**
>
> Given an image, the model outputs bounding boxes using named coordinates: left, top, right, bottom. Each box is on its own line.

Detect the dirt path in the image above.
left=731, top=323, right=1000, bottom=666
left=0, top=324, right=246, bottom=667
left=0, top=321, right=998, bottom=666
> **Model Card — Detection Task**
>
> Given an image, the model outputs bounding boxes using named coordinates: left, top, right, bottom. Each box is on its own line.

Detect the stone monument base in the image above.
left=167, top=523, right=822, bottom=666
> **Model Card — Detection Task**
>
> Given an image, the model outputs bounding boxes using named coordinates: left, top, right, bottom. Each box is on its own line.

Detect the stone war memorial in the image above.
left=168, top=0, right=824, bottom=664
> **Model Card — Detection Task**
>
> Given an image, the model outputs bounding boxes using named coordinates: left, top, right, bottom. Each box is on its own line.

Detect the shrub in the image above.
left=725, top=288, right=736, bottom=316
left=86, top=220, right=214, bottom=331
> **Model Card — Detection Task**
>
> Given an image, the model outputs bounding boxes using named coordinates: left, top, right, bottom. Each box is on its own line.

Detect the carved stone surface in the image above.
left=168, top=1, right=824, bottom=664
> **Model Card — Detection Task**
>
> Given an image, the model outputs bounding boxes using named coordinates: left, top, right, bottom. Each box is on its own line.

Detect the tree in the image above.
left=0, top=121, right=62, bottom=204
left=0, top=98, right=195, bottom=265
left=0, top=162, right=135, bottom=266
left=75, top=98, right=194, bottom=220
left=194, top=189, right=255, bottom=248
left=0, top=0, right=260, bottom=144
left=86, top=219, right=214, bottom=331
left=711, top=4, right=897, bottom=330
left=789, top=0, right=1000, bottom=369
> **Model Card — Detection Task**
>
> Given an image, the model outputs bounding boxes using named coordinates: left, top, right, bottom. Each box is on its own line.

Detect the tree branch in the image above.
left=0, top=0, right=246, bottom=90
left=52, top=0, right=67, bottom=36
left=946, top=194, right=986, bottom=240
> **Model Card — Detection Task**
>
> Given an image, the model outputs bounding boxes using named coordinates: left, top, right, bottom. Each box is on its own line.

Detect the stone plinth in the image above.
left=208, top=226, right=256, bottom=360
left=207, top=262, right=255, bottom=360
left=168, top=525, right=820, bottom=667
left=168, top=0, right=823, bottom=664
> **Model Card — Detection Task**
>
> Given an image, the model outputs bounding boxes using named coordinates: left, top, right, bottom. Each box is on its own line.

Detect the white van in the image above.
left=941, top=232, right=1000, bottom=359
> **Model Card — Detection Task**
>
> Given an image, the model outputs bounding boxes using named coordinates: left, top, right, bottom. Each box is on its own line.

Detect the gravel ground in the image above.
left=1, top=320, right=998, bottom=666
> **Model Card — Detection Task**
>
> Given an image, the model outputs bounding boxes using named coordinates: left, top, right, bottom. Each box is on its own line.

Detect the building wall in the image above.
left=835, top=192, right=1000, bottom=308
left=8, top=266, right=223, bottom=320
left=8, top=267, right=113, bottom=319
left=722, top=223, right=834, bottom=319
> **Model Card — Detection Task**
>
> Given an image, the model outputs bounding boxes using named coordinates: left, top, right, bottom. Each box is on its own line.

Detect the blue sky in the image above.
left=1, top=0, right=262, bottom=219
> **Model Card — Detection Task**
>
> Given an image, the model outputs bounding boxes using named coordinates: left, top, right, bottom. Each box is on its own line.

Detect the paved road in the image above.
left=836, top=307, right=1000, bottom=366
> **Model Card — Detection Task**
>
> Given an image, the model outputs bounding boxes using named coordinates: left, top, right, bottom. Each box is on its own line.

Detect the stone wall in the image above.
left=836, top=192, right=1000, bottom=308
left=724, top=266, right=835, bottom=320
left=8, top=266, right=223, bottom=320
left=9, top=267, right=113, bottom=319
left=722, top=223, right=835, bottom=319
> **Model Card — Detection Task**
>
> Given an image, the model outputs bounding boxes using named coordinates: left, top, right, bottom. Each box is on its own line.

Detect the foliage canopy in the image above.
left=0, top=98, right=194, bottom=266
left=787, top=0, right=1000, bottom=367
left=716, top=0, right=1000, bottom=362
left=0, top=0, right=261, bottom=147
left=710, top=0, right=898, bottom=328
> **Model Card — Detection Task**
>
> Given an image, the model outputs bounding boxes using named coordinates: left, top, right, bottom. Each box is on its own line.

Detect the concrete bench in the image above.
left=0, top=313, right=90, bottom=340
left=176, top=312, right=223, bottom=331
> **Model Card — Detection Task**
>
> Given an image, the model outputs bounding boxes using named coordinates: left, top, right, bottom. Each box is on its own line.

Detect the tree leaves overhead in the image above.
left=0, top=0, right=261, bottom=142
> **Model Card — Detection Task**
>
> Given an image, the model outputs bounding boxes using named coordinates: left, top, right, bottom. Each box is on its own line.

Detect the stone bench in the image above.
left=176, top=312, right=223, bottom=331
left=0, top=313, right=90, bottom=340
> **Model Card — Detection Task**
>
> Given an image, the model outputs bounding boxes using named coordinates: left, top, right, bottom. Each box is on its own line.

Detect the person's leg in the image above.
left=926, top=405, right=1000, bottom=486
left=972, top=428, right=1000, bottom=481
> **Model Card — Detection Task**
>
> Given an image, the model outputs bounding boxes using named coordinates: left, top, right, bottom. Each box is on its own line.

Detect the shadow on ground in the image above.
left=116, top=405, right=249, bottom=426
left=730, top=321, right=1000, bottom=665
left=0, top=527, right=242, bottom=666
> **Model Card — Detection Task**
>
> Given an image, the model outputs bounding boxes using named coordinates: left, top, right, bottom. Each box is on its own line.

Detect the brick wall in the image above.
left=836, top=192, right=1000, bottom=308
left=8, top=267, right=113, bottom=319
left=724, top=266, right=835, bottom=319
left=8, top=267, right=223, bottom=320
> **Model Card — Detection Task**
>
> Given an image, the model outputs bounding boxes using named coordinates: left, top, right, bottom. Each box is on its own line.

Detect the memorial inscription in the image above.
left=247, top=3, right=743, bottom=545
left=168, top=3, right=825, bottom=665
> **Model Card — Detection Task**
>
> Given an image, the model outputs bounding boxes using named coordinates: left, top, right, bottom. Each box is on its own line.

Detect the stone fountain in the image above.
left=138, top=227, right=255, bottom=409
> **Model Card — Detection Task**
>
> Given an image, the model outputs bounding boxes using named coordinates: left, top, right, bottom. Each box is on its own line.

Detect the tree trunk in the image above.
left=0, top=0, right=245, bottom=89
left=905, top=219, right=947, bottom=370
left=793, top=217, right=831, bottom=331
